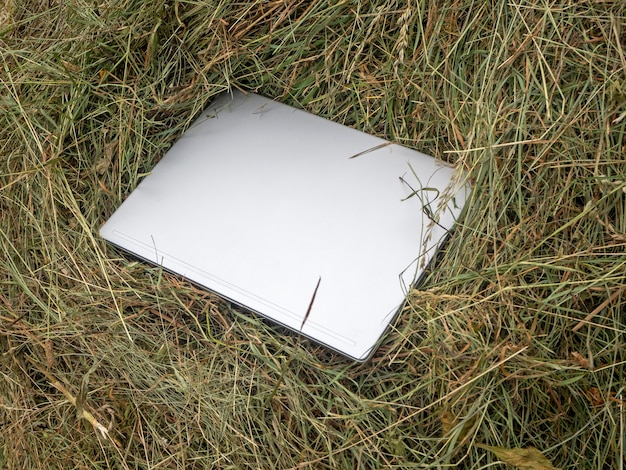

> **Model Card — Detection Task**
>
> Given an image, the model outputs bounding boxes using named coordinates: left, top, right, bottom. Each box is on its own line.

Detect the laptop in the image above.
left=100, top=90, right=470, bottom=361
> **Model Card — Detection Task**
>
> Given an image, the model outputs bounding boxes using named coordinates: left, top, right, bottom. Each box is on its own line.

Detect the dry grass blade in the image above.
left=348, top=142, right=391, bottom=159
left=26, top=357, right=121, bottom=448
left=476, top=444, right=561, bottom=470
left=300, top=276, right=322, bottom=331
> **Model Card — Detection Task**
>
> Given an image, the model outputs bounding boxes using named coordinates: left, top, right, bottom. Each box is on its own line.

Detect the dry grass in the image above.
left=1, top=0, right=625, bottom=468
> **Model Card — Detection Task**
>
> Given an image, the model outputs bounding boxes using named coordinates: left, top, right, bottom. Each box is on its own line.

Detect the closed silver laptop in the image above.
left=100, top=90, right=470, bottom=361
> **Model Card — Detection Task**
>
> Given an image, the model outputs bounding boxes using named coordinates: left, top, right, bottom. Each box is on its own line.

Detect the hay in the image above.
left=1, top=0, right=624, bottom=467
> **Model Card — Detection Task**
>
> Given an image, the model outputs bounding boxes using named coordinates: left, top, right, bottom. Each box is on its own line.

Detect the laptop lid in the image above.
left=100, top=90, right=470, bottom=361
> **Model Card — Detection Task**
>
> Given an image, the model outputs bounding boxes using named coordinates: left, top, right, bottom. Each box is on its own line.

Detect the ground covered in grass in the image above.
left=1, top=0, right=625, bottom=468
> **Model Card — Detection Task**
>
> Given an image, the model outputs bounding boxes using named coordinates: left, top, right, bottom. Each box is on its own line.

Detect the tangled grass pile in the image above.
left=1, top=0, right=624, bottom=468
